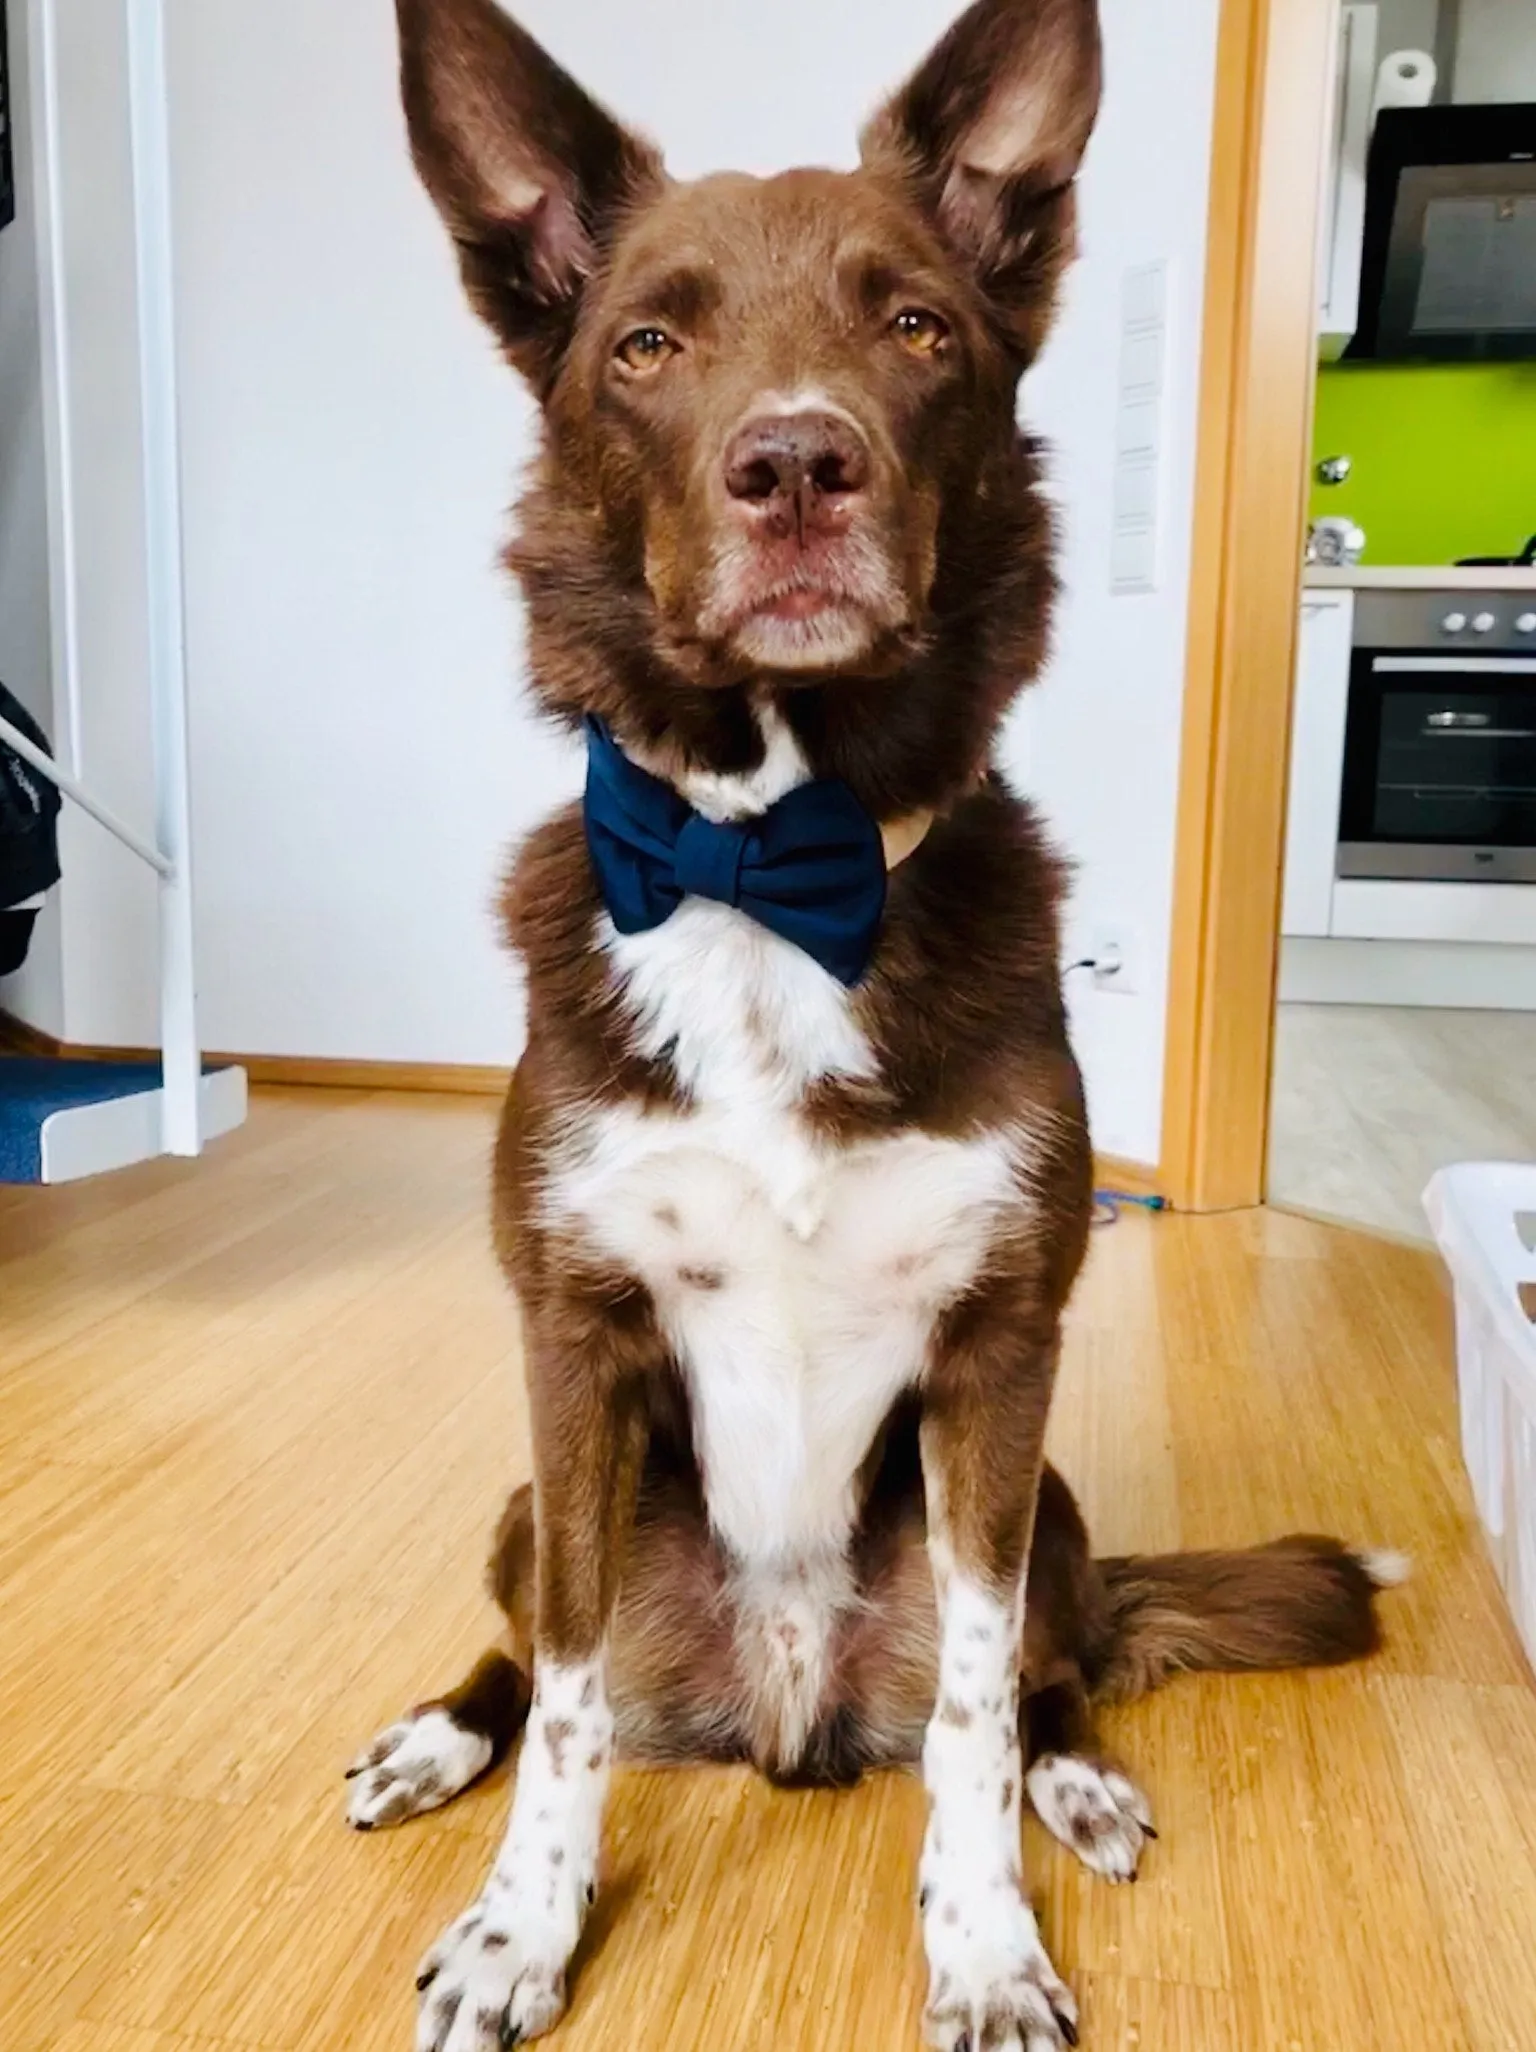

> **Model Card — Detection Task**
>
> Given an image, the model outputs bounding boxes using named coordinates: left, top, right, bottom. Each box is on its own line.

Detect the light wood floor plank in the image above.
left=0, top=1789, right=230, bottom=2045
left=1376, top=1673, right=1536, bottom=2052
left=2, top=1089, right=1533, bottom=2052
left=0, top=1086, right=344, bottom=1269
left=49, top=2023, right=207, bottom=2052
left=1042, top=1680, right=1232, bottom=1993
left=1073, top=1973, right=1241, bottom=2050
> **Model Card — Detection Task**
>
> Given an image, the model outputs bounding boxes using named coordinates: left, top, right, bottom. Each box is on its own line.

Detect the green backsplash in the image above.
left=1310, top=363, right=1536, bottom=565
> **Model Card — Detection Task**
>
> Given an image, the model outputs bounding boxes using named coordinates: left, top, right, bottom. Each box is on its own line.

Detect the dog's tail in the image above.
left=1090, top=1537, right=1410, bottom=1702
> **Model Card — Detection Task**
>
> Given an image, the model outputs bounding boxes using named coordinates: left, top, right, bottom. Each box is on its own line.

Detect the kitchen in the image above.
left=1267, top=0, right=1536, bottom=1238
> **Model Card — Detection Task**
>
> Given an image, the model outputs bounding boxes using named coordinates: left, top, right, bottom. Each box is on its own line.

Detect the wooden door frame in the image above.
left=1160, top=0, right=1338, bottom=1211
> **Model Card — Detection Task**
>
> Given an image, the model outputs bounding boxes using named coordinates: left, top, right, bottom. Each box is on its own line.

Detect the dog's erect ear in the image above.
left=396, top=0, right=663, bottom=389
left=862, top=0, right=1102, bottom=358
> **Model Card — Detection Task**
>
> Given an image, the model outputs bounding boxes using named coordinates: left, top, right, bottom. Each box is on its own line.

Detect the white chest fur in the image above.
left=544, top=904, right=1027, bottom=1566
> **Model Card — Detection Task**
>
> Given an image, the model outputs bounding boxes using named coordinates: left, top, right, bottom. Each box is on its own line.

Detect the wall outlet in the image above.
left=1086, top=923, right=1140, bottom=995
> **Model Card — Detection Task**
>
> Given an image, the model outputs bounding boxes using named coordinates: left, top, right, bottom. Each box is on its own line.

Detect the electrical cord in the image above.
left=1094, top=1188, right=1169, bottom=1226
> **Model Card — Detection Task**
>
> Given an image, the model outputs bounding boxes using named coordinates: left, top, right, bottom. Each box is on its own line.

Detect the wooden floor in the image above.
left=3, top=1089, right=1535, bottom=2052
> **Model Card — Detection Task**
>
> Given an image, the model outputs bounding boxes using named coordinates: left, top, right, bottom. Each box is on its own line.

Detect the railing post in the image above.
left=124, top=0, right=200, bottom=1156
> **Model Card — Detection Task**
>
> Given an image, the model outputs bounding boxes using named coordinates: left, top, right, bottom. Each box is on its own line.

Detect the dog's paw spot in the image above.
left=346, top=1707, right=493, bottom=1830
left=1027, top=1753, right=1154, bottom=1883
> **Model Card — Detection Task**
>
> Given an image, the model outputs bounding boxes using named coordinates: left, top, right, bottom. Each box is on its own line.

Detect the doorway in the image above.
left=1163, top=0, right=1536, bottom=1223
left=1261, top=0, right=1536, bottom=1239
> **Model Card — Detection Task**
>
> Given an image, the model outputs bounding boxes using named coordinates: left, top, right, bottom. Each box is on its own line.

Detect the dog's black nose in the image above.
left=724, top=411, right=871, bottom=530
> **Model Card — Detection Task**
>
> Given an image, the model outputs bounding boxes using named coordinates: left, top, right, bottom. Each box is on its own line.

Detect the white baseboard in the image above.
left=39, top=1066, right=249, bottom=1184
left=1279, top=938, right=1536, bottom=1010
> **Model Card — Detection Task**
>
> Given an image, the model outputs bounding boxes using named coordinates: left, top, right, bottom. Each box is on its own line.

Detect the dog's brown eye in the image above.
left=891, top=307, right=950, bottom=357
left=616, top=326, right=679, bottom=373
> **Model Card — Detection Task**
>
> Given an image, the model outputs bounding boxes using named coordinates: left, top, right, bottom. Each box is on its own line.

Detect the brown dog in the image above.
left=348, top=4, right=1405, bottom=2047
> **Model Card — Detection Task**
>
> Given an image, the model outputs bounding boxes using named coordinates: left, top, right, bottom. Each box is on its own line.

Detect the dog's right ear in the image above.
left=396, top=0, right=663, bottom=391
left=862, top=0, right=1102, bottom=362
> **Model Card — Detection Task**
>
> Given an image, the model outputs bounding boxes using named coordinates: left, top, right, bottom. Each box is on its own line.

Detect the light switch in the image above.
left=1113, top=457, right=1158, bottom=522
left=1111, top=261, right=1169, bottom=595
left=1115, top=400, right=1159, bottom=459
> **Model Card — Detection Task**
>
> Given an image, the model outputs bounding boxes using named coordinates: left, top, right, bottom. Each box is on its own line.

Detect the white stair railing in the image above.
left=0, top=713, right=172, bottom=878
left=125, top=0, right=200, bottom=1156
left=2, top=0, right=203, bottom=1159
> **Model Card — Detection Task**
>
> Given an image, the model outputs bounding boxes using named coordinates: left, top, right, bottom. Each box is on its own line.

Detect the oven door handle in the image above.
left=1371, top=656, right=1536, bottom=674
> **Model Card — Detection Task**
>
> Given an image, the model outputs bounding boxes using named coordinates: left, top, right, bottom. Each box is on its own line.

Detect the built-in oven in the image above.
left=1338, top=590, right=1536, bottom=882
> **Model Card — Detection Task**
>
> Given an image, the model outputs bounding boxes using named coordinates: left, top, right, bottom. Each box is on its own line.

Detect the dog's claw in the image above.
left=1059, top=2014, right=1080, bottom=2046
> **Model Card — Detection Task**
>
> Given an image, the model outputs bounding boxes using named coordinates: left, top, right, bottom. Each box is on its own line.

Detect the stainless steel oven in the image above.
left=1338, top=590, right=1536, bottom=882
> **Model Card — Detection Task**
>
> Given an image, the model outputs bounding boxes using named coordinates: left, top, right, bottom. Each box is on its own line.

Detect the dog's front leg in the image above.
left=415, top=1290, right=648, bottom=2052
left=918, top=1292, right=1076, bottom=2052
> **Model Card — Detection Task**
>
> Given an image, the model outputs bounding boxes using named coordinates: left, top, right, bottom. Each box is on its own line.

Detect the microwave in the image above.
left=1349, top=105, right=1536, bottom=362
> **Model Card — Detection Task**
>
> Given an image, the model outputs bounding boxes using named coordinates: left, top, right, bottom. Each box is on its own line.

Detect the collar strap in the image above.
left=881, top=808, right=934, bottom=870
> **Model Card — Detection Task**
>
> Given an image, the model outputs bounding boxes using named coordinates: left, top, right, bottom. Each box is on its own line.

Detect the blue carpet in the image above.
left=0, top=1056, right=166, bottom=1184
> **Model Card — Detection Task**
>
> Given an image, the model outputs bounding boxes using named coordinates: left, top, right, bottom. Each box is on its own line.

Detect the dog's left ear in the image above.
left=862, top=0, right=1103, bottom=359
left=397, top=0, right=663, bottom=391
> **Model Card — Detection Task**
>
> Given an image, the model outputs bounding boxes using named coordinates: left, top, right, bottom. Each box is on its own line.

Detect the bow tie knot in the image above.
left=582, top=717, right=888, bottom=987
left=673, top=813, right=750, bottom=909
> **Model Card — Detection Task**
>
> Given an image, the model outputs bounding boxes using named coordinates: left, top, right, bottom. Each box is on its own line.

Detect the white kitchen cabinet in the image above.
left=1281, top=591, right=1355, bottom=937
left=1317, top=2, right=1378, bottom=359
left=1331, top=881, right=1536, bottom=946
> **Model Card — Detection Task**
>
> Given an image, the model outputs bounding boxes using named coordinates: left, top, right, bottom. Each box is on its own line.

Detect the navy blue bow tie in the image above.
left=582, top=717, right=886, bottom=987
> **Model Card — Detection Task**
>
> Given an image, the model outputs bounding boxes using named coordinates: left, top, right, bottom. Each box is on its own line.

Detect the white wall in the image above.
left=156, top=0, right=971, bottom=1067
left=38, top=0, right=1222, bottom=1163
left=161, top=0, right=547, bottom=1063
left=1454, top=0, right=1536, bottom=98
left=1010, top=0, right=1221, bottom=1162
left=0, top=0, right=63, bottom=1036
left=1375, top=0, right=1442, bottom=64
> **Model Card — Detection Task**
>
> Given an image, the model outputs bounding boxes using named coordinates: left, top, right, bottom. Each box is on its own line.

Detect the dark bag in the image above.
left=0, top=681, right=62, bottom=976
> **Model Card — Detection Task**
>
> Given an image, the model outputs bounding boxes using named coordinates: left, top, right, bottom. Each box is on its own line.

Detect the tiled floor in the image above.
left=1268, top=1002, right=1536, bottom=1240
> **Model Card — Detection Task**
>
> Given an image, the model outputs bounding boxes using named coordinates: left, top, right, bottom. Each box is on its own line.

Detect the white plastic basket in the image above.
left=1424, top=1163, right=1536, bottom=1671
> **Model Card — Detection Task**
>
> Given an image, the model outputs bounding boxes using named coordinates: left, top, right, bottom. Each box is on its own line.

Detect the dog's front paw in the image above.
left=1026, top=1754, right=1155, bottom=1884
left=921, top=1881, right=1078, bottom=2052
left=414, top=1866, right=592, bottom=2052
left=345, top=1707, right=493, bottom=1830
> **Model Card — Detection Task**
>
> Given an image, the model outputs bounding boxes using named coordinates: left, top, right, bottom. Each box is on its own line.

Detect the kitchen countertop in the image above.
left=1304, top=565, right=1536, bottom=591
